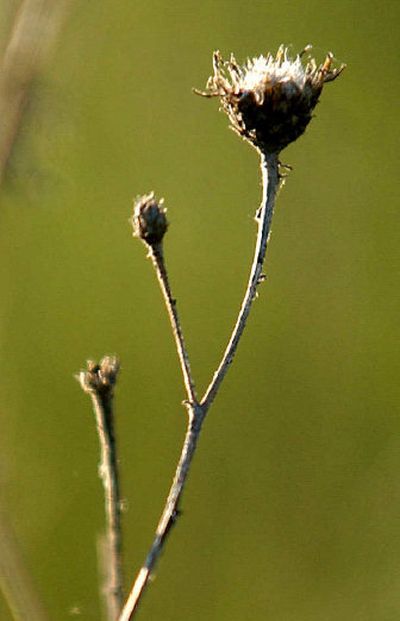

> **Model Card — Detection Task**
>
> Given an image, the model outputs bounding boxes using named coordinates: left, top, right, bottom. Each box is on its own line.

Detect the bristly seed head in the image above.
left=132, top=192, right=168, bottom=248
left=196, top=45, right=345, bottom=154
left=78, top=356, right=120, bottom=397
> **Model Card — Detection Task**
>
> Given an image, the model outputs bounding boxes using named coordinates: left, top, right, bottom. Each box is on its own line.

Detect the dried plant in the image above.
left=78, top=357, right=123, bottom=620
left=78, top=44, right=345, bottom=621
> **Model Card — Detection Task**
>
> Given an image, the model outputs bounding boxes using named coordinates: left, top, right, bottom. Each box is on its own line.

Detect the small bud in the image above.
left=132, top=192, right=168, bottom=247
left=196, top=45, right=345, bottom=154
left=78, top=355, right=120, bottom=396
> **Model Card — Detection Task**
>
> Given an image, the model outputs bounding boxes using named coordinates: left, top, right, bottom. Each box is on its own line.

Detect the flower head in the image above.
left=196, top=45, right=345, bottom=154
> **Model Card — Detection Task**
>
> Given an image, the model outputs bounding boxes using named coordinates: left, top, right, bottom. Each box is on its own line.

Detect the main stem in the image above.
left=118, top=405, right=203, bottom=621
left=201, top=151, right=279, bottom=410
left=119, top=150, right=279, bottom=620
left=91, top=391, right=124, bottom=620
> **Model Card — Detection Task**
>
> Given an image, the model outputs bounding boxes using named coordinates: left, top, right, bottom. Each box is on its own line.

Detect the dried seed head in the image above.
left=78, top=355, right=120, bottom=396
left=196, top=45, right=345, bottom=154
left=132, top=192, right=168, bottom=247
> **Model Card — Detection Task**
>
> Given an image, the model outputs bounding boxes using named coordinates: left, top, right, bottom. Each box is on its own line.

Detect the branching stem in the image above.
left=119, top=150, right=280, bottom=620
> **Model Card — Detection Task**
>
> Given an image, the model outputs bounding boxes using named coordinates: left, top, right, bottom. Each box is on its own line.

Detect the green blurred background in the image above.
left=0, top=1, right=399, bottom=619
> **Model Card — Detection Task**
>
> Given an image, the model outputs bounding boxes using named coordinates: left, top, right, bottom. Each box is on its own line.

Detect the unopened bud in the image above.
left=132, top=192, right=168, bottom=247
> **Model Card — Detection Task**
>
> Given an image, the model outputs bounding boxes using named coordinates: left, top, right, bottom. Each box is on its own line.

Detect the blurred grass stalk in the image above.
left=0, top=0, right=68, bottom=185
left=0, top=1, right=68, bottom=618
left=0, top=509, right=49, bottom=621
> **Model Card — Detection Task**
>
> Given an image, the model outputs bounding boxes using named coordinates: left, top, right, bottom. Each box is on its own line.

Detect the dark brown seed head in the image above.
left=196, top=45, right=345, bottom=154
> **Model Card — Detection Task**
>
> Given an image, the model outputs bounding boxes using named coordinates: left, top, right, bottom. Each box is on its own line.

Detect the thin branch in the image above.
left=91, top=391, right=124, bottom=620
left=150, top=245, right=198, bottom=405
left=78, top=357, right=123, bottom=621
left=120, top=151, right=279, bottom=620
left=201, top=151, right=280, bottom=411
left=132, top=194, right=197, bottom=405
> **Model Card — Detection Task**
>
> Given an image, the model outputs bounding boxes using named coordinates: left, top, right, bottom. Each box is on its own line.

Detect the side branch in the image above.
left=150, top=246, right=198, bottom=405
left=78, top=357, right=123, bottom=621
left=124, top=195, right=202, bottom=619
left=201, top=151, right=280, bottom=411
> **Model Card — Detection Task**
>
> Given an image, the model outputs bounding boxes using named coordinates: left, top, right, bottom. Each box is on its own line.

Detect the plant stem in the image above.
left=118, top=404, right=204, bottom=621
left=201, top=151, right=279, bottom=411
left=120, top=150, right=280, bottom=620
left=117, top=244, right=199, bottom=620
left=150, top=246, right=198, bottom=405
left=88, top=379, right=123, bottom=620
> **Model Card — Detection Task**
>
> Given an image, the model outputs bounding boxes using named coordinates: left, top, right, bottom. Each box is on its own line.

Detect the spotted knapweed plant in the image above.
left=78, top=44, right=345, bottom=621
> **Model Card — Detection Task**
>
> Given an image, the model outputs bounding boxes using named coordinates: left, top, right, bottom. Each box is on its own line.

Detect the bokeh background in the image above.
left=0, top=1, right=399, bottom=619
